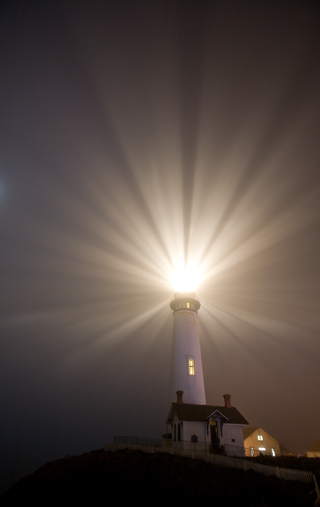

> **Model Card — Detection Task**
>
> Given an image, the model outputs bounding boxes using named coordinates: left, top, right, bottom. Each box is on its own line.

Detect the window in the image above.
left=250, top=447, right=255, bottom=457
left=257, top=434, right=263, bottom=441
left=258, top=447, right=266, bottom=452
left=186, top=302, right=190, bottom=309
left=271, top=448, right=276, bottom=457
left=188, top=358, right=195, bottom=375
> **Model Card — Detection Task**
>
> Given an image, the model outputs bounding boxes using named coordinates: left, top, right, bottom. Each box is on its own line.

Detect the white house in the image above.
left=166, top=392, right=248, bottom=457
left=242, top=427, right=288, bottom=457
left=306, top=439, right=320, bottom=458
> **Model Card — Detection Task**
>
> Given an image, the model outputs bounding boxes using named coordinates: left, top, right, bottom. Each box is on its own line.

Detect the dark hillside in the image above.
left=1, top=448, right=316, bottom=505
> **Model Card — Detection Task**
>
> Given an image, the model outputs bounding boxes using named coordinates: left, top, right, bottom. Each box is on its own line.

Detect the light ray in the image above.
left=2, top=2, right=319, bottom=382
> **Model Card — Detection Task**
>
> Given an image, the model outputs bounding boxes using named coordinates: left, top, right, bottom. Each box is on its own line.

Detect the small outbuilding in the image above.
left=306, top=439, right=320, bottom=458
left=242, top=427, right=288, bottom=457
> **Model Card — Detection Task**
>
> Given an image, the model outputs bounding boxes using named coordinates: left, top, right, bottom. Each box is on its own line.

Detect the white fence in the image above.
left=105, top=442, right=314, bottom=484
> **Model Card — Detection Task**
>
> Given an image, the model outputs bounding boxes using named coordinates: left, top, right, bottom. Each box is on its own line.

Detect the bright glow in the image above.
left=1, top=4, right=319, bottom=472
left=171, top=264, right=202, bottom=292
left=5, top=8, right=317, bottom=403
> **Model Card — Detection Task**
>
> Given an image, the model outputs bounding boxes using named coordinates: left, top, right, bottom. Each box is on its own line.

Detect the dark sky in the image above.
left=1, top=0, right=320, bottom=493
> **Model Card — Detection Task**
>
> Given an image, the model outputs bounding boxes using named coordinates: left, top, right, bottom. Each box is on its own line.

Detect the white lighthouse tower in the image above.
left=168, top=291, right=206, bottom=405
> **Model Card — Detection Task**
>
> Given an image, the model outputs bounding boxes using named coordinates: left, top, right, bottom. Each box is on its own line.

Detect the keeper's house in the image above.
left=166, top=392, right=248, bottom=457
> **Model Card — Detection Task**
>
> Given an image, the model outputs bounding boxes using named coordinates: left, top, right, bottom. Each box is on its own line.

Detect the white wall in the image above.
left=169, top=309, right=206, bottom=405
left=182, top=421, right=208, bottom=444
left=171, top=415, right=245, bottom=456
left=222, top=425, right=246, bottom=457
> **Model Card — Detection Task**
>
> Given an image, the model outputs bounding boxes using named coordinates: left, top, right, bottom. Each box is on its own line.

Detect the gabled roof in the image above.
left=306, top=438, right=320, bottom=452
left=242, top=426, right=290, bottom=454
left=242, top=426, right=260, bottom=439
left=168, top=403, right=249, bottom=425
left=242, top=426, right=279, bottom=443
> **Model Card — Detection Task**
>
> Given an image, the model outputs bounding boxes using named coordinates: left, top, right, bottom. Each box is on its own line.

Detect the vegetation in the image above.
left=1, top=448, right=317, bottom=505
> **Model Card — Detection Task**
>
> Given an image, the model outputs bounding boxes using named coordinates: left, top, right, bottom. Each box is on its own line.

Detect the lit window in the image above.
left=271, top=448, right=276, bottom=457
left=186, top=302, right=190, bottom=308
left=250, top=447, right=255, bottom=457
left=188, top=358, right=195, bottom=375
left=258, top=447, right=266, bottom=452
left=257, top=435, right=263, bottom=441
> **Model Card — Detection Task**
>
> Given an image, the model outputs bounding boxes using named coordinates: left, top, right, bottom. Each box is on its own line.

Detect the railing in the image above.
left=113, top=436, right=163, bottom=447
left=108, top=437, right=315, bottom=484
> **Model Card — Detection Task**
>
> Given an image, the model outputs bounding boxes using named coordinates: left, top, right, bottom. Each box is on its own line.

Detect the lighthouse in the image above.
left=165, top=291, right=248, bottom=454
left=168, top=291, right=206, bottom=405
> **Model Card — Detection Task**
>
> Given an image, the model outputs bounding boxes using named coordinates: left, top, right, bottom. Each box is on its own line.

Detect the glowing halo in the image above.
left=168, top=262, right=203, bottom=293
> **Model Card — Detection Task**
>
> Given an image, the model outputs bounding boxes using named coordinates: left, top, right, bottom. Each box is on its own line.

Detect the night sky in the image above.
left=1, top=0, right=320, bottom=494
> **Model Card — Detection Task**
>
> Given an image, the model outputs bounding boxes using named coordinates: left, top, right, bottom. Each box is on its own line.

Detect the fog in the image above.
left=1, top=0, right=320, bottom=494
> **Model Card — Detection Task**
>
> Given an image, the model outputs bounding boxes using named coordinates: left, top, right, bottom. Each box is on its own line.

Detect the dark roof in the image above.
left=168, top=403, right=249, bottom=425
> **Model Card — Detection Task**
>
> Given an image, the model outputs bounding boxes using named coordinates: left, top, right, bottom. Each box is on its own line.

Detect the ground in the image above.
left=1, top=448, right=317, bottom=505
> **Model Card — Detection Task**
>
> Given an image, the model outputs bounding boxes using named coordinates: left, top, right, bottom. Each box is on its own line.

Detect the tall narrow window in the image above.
left=188, top=358, right=195, bottom=375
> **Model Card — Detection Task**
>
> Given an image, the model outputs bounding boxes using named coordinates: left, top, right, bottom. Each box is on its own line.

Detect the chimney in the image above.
left=176, top=390, right=184, bottom=404
left=223, top=393, right=232, bottom=408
